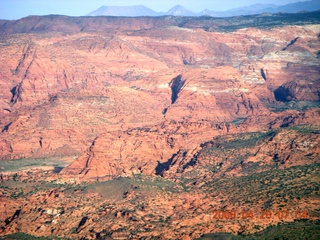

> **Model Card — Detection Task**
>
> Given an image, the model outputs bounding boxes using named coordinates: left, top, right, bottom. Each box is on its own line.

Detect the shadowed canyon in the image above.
left=0, top=12, right=319, bottom=239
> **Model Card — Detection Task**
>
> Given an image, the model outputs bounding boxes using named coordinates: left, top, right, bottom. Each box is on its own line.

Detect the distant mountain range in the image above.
left=165, top=5, right=196, bottom=16
left=87, top=0, right=320, bottom=17
left=87, top=5, right=159, bottom=17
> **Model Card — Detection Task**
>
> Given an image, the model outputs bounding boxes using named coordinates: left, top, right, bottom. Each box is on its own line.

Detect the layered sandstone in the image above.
left=0, top=14, right=319, bottom=239
left=1, top=23, right=319, bottom=164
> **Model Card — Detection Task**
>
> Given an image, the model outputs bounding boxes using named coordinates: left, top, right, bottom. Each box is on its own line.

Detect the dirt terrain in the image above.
left=0, top=12, right=319, bottom=239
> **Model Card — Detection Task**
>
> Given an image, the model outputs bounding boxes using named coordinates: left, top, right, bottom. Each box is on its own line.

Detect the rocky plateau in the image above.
left=0, top=12, right=319, bottom=240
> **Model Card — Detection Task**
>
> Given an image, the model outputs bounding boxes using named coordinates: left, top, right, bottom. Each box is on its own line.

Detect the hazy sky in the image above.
left=0, top=0, right=310, bottom=20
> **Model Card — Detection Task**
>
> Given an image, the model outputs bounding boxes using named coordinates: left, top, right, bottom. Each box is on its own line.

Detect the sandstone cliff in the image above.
left=0, top=14, right=319, bottom=239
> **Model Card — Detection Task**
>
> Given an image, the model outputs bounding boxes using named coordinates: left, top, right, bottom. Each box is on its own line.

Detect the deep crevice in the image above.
left=10, top=86, right=17, bottom=103
left=281, top=37, right=299, bottom=51
left=39, top=137, right=43, bottom=148
left=155, top=153, right=178, bottom=176
left=162, top=108, right=168, bottom=115
left=274, top=86, right=295, bottom=102
left=169, top=75, right=186, bottom=104
left=260, top=68, right=267, bottom=81
left=182, top=153, right=198, bottom=170
left=53, top=166, right=64, bottom=173
left=5, top=209, right=21, bottom=226
left=2, top=122, right=12, bottom=133
left=10, top=83, right=22, bottom=105
left=76, top=216, right=88, bottom=233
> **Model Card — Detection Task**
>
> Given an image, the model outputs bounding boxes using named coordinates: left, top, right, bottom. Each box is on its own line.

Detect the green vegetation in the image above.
left=288, top=124, right=320, bottom=134
left=215, top=131, right=276, bottom=150
left=230, top=118, right=247, bottom=126
left=201, top=163, right=320, bottom=205
left=0, top=232, right=69, bottom=240
left=214, top=11, right=320, bottom=32
left=0, top=157, right=74, bottom=173
left=0, top=125, right=318, bottom=239
left=196, top=130, right=278, bottom=176
left=196, top=219, right=320, bottom=240
left=0, top=173, right=183, bottom=204
left=82, top=175, right=184, bottom=201
left=0, top=178, right=70, bottom=200
left=200, top=130, right=276, bottom=165
left=267, top=101, right=320, bottom=113
left=196, top=124, right=319, bottom=176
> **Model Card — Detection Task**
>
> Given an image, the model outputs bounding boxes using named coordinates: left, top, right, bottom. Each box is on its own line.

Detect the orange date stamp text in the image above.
left=210, top=209, right=308, bottom=220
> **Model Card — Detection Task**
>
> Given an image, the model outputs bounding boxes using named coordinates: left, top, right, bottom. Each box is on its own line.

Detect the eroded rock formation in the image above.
left=0, top=14, right=319, bottom=239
